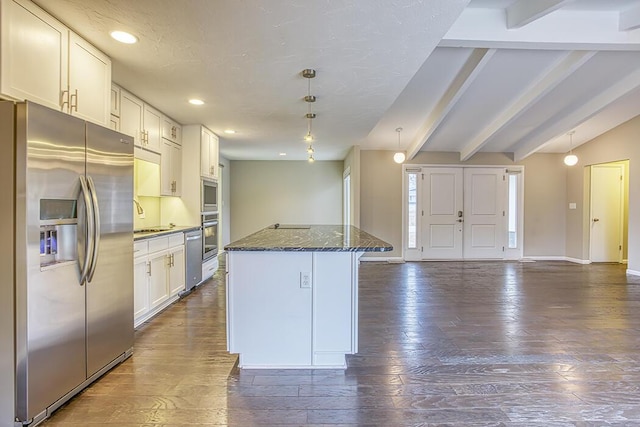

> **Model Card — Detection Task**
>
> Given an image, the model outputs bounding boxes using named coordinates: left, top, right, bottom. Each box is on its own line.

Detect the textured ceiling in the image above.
left=32, top=0, right=640, bottom=161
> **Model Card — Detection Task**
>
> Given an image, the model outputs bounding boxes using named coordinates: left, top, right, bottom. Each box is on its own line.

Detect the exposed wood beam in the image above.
left=406, top=48, right=495, bottom=160
left=620, top=3, right=640, bottom=31
left=459, top=50, right=595, bottom=161
left=513, top=67, right=640, bottom=161
left=506, top=0, right=571, bottom=29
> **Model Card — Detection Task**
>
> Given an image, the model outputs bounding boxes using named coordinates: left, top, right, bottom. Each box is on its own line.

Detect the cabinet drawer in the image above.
left=133, top=241, right=148, bottom=257
left=168, top=232, right=184, bottom=248
left=148, top=236, right=169, bottom=253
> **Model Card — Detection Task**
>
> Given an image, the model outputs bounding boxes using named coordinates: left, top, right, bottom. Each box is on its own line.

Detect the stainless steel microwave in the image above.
left=201, top=179, right=218, bottom=213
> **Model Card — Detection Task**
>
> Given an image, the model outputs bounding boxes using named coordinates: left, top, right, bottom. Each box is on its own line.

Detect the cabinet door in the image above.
left=133, top=257, right=150, bottom=321
left=0, top=0, right=68, bottom=110
left=162, top=116, right=181, bottom=145
left=143, top=104, right=162, bottom=153
left=171, top=143, right=182, bottom=196
left=109, top=114, right=119, bottom=131
left=160, top=141, right=182, bottom=196
left=68, top=32, right=111, bottom=126
left=160, top=139, right=173, bottom=196
left=168, top=246, right=185, bottom=297
left=149, top=252, right=169, bottom=309
left=120, top=90, right=144, bottom=147
left=210, top=133, right=219, bottom=180
left=110, top=84, right=120, bottom=117
left=200, top=127, right=212, bottom=178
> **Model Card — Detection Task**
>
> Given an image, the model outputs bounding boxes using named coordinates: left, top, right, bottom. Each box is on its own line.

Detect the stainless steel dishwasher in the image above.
left=185, top=229, right=203, bottom=292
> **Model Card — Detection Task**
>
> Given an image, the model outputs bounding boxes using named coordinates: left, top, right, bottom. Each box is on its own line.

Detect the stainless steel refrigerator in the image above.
left=2, top=101, right=134, bottom=426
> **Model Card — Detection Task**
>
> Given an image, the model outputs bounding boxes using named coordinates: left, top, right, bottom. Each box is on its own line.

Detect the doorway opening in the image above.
left=589, top=161, right=629, bottom=263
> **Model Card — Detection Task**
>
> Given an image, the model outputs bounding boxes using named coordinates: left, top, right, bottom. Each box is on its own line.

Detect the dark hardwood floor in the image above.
left=42, top=260, right=640, bottom=426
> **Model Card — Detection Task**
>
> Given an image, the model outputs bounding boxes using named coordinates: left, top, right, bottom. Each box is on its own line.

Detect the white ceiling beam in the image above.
left=513, top=67, right=640, bottom=161
left=406, top=48, right=495, bottom=160
left=459, top=50, right=595, bottom=161
left=441, top=8, right=640, bottom=50
left=506, top=0, right=572, bottom=29
left=620, top=3, right=640, bottom=31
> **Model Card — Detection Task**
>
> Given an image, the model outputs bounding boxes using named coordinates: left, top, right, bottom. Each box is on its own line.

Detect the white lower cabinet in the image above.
left=133, top=233, right=185, bottom=328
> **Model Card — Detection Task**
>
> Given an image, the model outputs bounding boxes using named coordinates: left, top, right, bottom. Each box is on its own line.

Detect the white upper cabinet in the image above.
left=200, top=127, right=219, bottom=180
left=67, top=32, right=111, bottom=125
left=0, top=0, right=111, bottom=126
left=162, top=116, right=182, bottom=145
left=119, top=89, right=144, bottom=147
left=160, top=139, right=182, bottom=197
left=110, top=84, right=120, bottom=117
left=143, top=104, right=162, bottom=153
left=118, top=87, right=162, bottom=154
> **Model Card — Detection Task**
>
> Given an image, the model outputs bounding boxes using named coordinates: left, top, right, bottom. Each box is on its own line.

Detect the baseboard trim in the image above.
left=627, top=269, right=640, bottom=277
left=565, top=257, right=592, bottom=265
left=360, top=256, right=397, bottom=263
left=526, top=256, right=591, bottom=265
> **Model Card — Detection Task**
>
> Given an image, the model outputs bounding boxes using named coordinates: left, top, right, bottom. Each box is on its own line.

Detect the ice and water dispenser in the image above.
left=39, top=199, right=78, bottom=268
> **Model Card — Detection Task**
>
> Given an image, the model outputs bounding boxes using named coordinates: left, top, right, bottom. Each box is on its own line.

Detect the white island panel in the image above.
left=228, top=251, right=312, bottom=368
left=312, top=252, right=357, bottom=366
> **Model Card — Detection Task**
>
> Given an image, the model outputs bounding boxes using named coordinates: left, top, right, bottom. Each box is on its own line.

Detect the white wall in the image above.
left=220, top=156, right=231, bottom=246
left=565, top=115, right=640, bottom=271
left=230, top=160, right=343, bottom=241
left=343, top=146, right=361, bottom=227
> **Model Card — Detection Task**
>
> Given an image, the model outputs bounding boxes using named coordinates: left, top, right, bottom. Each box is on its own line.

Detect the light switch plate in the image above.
left=569, top=203, right=577, bottom=210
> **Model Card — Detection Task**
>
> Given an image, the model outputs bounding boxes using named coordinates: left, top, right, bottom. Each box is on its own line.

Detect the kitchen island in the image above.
left=224, top=225, right=392, bottom=369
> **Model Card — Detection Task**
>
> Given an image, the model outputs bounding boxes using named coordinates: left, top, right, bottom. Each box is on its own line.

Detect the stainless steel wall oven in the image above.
left=202, top=212, right=218, bottom=261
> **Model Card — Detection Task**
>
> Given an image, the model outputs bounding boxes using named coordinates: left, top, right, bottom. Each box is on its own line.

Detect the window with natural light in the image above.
left=407, top=173, right=418, bottom=249
left=508, top=174, right=518, bottom=249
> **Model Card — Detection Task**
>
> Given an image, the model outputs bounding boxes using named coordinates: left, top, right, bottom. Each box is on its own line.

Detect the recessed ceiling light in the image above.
left=188, top=99, right=205, bottom=105
left=110, top=31, right=138, bottom=44
left=224, top=129, right=236, bottom=134
left=279, top=153, right=287, bottom=156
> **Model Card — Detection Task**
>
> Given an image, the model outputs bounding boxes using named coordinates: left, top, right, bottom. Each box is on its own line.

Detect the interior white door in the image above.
left=463, top=168, right=506, bottom=259
left=590, top=164, right=623, bottom=262
left=421, top=167, right=463, bottom=259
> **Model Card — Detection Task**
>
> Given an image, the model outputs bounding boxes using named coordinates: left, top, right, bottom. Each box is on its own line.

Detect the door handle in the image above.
left=593, top=218, right=600, bottom=222
left=87, top=176, right=101, bottom=282
left=457, top=219, right=463, bottom=223
left=78, top=176, right=94, bottom=285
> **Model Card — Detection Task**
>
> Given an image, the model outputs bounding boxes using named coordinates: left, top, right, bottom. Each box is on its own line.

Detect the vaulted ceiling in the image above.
left=33, top=0, right=640, bottom=161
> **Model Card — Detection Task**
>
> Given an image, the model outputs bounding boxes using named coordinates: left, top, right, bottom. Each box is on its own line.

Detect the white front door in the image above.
left=463, top=168, right=507, bottom=259
left=590, top=164, right=623, bottom=263
left=421, top=167, right=463, bottom=259
left=419, top=166, right=506, bottom=260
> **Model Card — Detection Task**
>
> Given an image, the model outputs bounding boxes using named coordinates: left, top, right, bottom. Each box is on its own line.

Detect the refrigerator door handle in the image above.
left=87, top=175, right=101, bottom=282
left=79, top=176, right=94, bottom=285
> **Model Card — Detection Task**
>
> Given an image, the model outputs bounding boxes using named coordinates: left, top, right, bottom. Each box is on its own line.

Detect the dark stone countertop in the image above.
left=225, top=224, right=393, bottom=252
left=133, top=225, right=200, bottom=241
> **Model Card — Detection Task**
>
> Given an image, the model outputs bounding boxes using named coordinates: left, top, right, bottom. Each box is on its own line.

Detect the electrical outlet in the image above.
left=300, top=272, right=311, bottom=288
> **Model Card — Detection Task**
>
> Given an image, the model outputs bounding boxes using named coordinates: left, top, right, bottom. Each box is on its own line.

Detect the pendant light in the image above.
left=303, top=69, right=316, bottom=162
left=393, top=127, right=405, bottom=164
left=564, top=131, right=578, bottom=166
